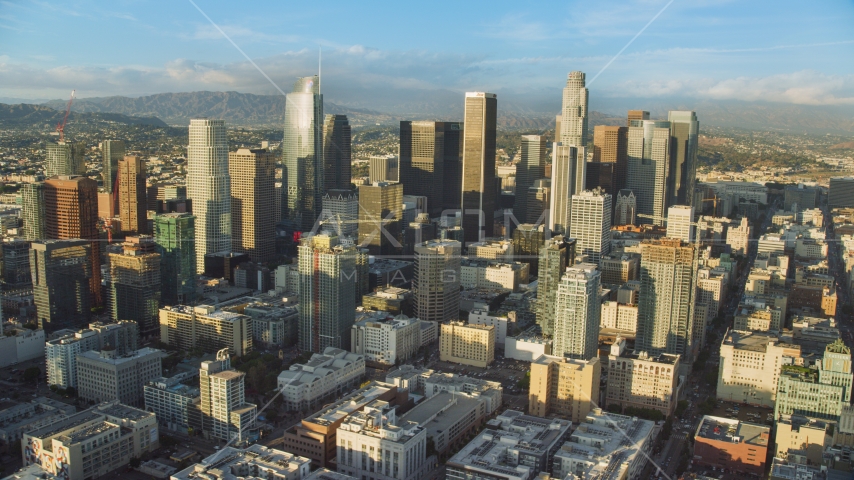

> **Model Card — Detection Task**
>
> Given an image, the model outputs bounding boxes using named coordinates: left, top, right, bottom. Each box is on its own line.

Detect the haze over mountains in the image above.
left=2, top=91, right=852, bottom=134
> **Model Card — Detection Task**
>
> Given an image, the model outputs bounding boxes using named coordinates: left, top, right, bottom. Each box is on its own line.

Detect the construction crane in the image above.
left=699, top=195, right=720, bottom=216
left=55, top=90, right=75, bottom=142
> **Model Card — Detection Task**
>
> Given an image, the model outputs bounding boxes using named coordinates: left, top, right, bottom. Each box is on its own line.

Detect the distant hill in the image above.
left=0, top=103, right=168, bottom=129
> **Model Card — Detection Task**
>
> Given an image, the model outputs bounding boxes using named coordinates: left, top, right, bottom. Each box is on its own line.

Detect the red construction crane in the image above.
left=55, top=90, right=75, bottom=142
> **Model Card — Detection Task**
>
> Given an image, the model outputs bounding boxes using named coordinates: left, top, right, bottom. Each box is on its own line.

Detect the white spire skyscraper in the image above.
left=283, top=75, right=324, bottom=232
left=187, top=118, right=231, bottom=272
left=556, top=71, right=589, bottom=147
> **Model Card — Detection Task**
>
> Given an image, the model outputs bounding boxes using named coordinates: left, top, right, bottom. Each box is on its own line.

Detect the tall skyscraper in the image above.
left=187, top=119, right=230, bottom=272
left=549, top=144, right=586, bottom=235
left=118, top=156, right=147, bottom=235
left=636, top=238, right=697, bottom=362
left=569, top=189, right=612, bottom=263
left=229, top=148, right=276, bottom=263
left=323, top=114, right=352, bottom=191
left=102, top=140, right=125, bottom=194
left=30, top=239, right=93, bottom=331
left=442, top=122, right=464, bottom=212
left=413, top=239, right=461, bottom=323
left=536, top=235, right=575, bottom=336
left=44, top=175, right=102, bottom=307
left=358, top=182, right=403, bottom=256
left=321, top=189, right=359, bottom=238
left=667, top=205, right=695, bottom=243
left=626, top=120, right=672, bottom=226
left=109, top=235, right=161, bottom=335
left=21, top=182, right=45, bottom=241
left=400, top=121, right=446, bottom=217
left=553, top=263, right=601, bottom=360
left=45, top=141, right=85, bottom=177
left=283, top=75, right=323, bottom=231
left=513, top=135, right=546, bottom=224
left=461, top=92, right=497, bottom=244
left=198, top=349, right=256, bottom=442
left=592, top=126, right=628, bottom=192
left=668, top=111, right=700, bottom=206
left=154, top=213, right=197, bottom=305
left=298, top=234, right=357, bottom=353
left=584, top=161, right=615, bottom=196
left=556, top=71, right=589, bottom=147
left=512, top=223, right=546, bottom=275
left=526, top=179, right=550, bottom=225
left=627, top=110, right=650, bottom=126
left=614, top=189, right=637, bottom=226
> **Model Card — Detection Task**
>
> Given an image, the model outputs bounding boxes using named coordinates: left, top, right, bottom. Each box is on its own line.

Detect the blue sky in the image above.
left=1, top=0, right=853, bottom=111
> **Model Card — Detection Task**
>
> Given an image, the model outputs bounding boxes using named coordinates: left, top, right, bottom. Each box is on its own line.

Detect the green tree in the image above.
left=129, top=457, right=141, bottom=468
left=23, top=366, right=40, bottom=382
left=675, top=400, right=688, bottom=417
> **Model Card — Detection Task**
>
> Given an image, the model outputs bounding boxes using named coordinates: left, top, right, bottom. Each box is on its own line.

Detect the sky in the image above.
left=1, top=0, right=854, bottom=113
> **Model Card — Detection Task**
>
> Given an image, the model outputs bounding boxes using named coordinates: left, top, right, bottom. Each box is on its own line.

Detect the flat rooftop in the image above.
left=722, top=329, right=798, bottom=352
left=696, top=415, right=769, bottom=447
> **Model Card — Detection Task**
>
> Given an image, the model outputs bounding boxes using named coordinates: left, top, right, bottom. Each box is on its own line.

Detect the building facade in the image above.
left=553, top=263, right=600, bottom=360
left=461, top=92, right=497, bottom=244
left=569, top=189, right=611, bottom=263
left=154, top=212, right=197, bottom=305
left=439, top=322, right=495, bottom=368
left=187, top=119, right=230, bottom=272
left=529, top=355, right=600, bottom=423
left=283, top=76, right=324, bottom=231
left=229, top=148, right=276, bottom=263
left=413, top=240, right=461, bottom=324
left=76, top=347, right=163, bottom=407
left=159, top=304, right=252, bottom=356
left=109, top=235, right=161, bottom=335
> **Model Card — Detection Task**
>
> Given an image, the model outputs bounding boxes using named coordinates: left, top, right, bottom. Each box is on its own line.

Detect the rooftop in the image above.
left=696, top=415, right=769, bottom=447
left=171, top=444, right=311, bottom=480
left=77, top=347, right=163, bottom=365
left=722, top=329, right=799, bottom=353
left=306, top=382, right=395, bottom=427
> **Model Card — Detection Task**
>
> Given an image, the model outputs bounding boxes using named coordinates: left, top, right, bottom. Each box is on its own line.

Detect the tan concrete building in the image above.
left=440, top=322, right=495, bottom=368
left=605, top=337, right=681, bottom=416
left=159, top=304, right=252, bottom=356
left=733, top=301, right=783, bottom=332
left=598, top=253, right=639, bottom=285
left=717, top=329, right=802, bottom=407
left=228, top=148, right=276, bottom=263
left=600, top=301, right=638, bottom=333
left=773, top=415, right=830, bottom=465
left=117, top=156, right=147, bottom=235
left=529, top=354, right=600, bottom=423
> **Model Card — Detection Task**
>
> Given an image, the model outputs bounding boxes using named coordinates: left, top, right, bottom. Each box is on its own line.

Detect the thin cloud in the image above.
left=187, top=24, right=300, bottom=44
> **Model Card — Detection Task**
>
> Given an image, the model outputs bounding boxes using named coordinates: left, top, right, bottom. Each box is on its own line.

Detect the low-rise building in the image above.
left=45, top=321, right=139, bottom=389
left=529, top=354, right=600, bottom=423
left=76, top=347, right=163, bottom=407
left=159, top=304, right=253, bottom=356
left=460, top=258, right=529, bottom=292
left=552, top=409, right=656, bottom=480
left=0, top=327, right=45, bottom=368
left=281, top=382, right=404, bottom=469
left=693, top=415, right=771, bottom=477
left=439, top=322, right=495, bottom=368
left=171, top=444, right=311, bottom=480
left=277, top=347, right=365, bottom=412
left=0, top=398, right=76, bottom=443
left=734, top=300, right=784, bottom=332
left=605, top=337, right=681, bottom=416
left=362, top=287, right=413, bottom=316
left=600, top=301, right=638, bottom=333
left=398, top=391, right=487, bottom=455
left=21, top=402, right=159, bottom=480
left=143, top=372, right=201, bottom=434
left=598, top=253, right=639, bottom=285
left=421, top=372, right=502, bottom=414
left=504, top=327, right=552, bottom=362
left=350, top=312, right=423, bottom=366
left=717, top=329, right=802, bottom=407
left=466, top=239, right=514, bottom=261
left=336, top=400, right=427, bottom=480
left=467, top=309, right=513, bottom=345
left=446, top=410, right=571, bottom=480
left=773, top=415, right=830, bottom=466
left=223, top=297, right=299, bottom=348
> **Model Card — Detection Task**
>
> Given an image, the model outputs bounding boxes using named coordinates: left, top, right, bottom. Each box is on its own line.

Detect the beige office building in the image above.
left=229, top=148, right=276, bottom=263
left=717, top=329, right=802, bottom=407
left=605, top=337, right=680, bottom=416
left=159, top=304, right=252, bottom=356
left=529, top=354, right=600, bottom=423
left=414, top=240, right=461, bottom=323
left=76, top=347, right=163, bottom=408
left=440, top=322, right=495, bottom=368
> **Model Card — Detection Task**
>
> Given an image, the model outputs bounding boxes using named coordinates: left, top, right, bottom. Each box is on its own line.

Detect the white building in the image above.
left=569, top=188, right=612, bottom=263
left=505, top=328, right=553, bottom=362
left=351, top=312, right=423, bottom=366
left=466, top=239, right=514, bottom=261
left=187, top=119, right=231, bottom=272
left=172, top=444, right=312, bottom=480
left=468, top=309, right=512, bottom=345
left=143, top=372, right=200, bottom=434
left=667, top=205, right=695, bottom=243
left=727, top=217, right=751, bottom=255
left=553, top=263, right=601, bottom=360
left=421, top=371, right=503, bottom=415
left=717, top=329, right=802, bottom=407
left=0, top=328, right=45, bottom=368
left=45, top=321, right=139, bottom=389
left=322, top=189, right=359, bottom=239
left=600, top=301, right=638, bottom=333
left=199, top=350, right=257, bottom=442
left=336, top=400, right=427, bottom=480
left=552, top=409, right=656, bottom=480
left=76, top=347, right=163, bottom=408
left=277, top=347, right=365, bottom=411
left=460, top=258, right=529, bottom=292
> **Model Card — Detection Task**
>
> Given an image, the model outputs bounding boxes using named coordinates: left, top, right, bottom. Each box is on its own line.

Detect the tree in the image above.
left=675, top=400, right=689, bottom=417
left=516, top=371, right=530, bottom=390
left=129, top=457, right=141, bottom=469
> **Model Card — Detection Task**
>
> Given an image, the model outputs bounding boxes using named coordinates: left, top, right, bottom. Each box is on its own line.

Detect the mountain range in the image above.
left=0, top=103, right=168, bottom=130
left=12, top=90, right=854, bottom=134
